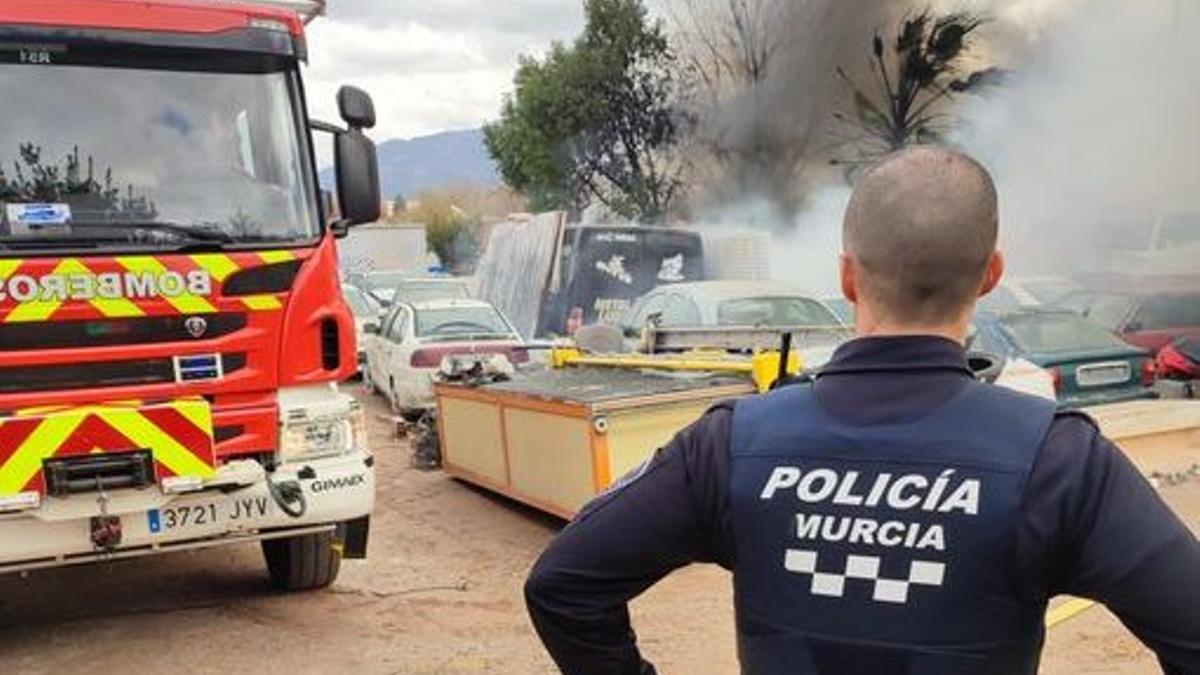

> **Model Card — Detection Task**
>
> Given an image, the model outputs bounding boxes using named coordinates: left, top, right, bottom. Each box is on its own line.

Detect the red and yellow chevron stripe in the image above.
left=0, top=250, right=298, bottom=324
left=0, top=399, right=216, bottom=496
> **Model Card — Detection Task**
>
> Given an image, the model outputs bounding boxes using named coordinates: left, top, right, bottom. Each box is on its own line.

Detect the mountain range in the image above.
left=321, top=128, right=500, bottom=200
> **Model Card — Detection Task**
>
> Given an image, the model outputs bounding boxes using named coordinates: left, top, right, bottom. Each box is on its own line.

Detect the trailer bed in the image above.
left=437, top=370, right=1200, bottom=519
left=435, top=369, right=753, bottom=518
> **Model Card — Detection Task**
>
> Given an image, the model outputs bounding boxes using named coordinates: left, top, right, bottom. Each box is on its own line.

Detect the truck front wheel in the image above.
left=262, top=525, right=344, bottom=592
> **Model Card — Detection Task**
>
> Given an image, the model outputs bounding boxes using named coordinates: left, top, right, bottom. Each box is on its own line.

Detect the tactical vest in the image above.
left=730, top=381, right=1057, bottom=675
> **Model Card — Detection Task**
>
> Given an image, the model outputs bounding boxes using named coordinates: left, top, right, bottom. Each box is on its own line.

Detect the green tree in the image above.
left=425, top=215, right=479, bottom=275
left=0, top=143, right=156, bottom=220
left=831, top=11, right=1002, bottom=170
left=484, top=0, right=687, bottom=223
left=413, top=196, right=481, bottom=275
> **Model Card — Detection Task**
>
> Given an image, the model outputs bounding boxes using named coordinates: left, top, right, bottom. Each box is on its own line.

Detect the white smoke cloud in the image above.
left=696, top=0, right=1200, bottom=292
left=957, top=0, right=1200, bottom=273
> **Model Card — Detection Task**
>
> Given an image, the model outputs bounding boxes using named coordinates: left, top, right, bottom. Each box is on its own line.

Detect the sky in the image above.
left=302, top=1, right=586, bottom=144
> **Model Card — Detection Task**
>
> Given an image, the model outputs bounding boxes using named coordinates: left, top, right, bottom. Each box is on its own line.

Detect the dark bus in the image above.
left=538, top=225, right=705, bottom=336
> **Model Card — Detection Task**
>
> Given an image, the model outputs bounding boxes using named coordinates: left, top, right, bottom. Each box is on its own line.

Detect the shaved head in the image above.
left=844, top=146, right=999, bottom=325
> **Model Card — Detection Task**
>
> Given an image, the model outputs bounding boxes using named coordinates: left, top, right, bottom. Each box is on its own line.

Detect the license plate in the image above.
left=1076, top=362, right=1132, bottom=387
left=148, top=496, right=273, bottom=534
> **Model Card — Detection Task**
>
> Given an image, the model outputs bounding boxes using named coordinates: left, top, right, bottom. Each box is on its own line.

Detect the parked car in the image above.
left=976, top=276, right=1081, bottom=312
left=621, top=281, right=848, bottom=364
left=790, top=326, right=1058, bottom=402
left=382, top=278, right=471, bottom=307
left=342, top=283, right=382, bottom=370
left=1056, top=288, right=1200, bottom=353
left=1156, top=336, right=1200, bottom=398
left=625, top=281, right=845, bottom=332
left=363, top=299, right=527, bottom=417
left=823, top=297, right=855, bottom=325
left=1007, top=276, right=1081, bottom=306
left=972, top=309, right=1156, bottom=408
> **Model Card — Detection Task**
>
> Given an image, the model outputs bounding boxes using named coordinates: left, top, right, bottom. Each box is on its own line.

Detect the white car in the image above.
left=363, top=299, right=527, bottom=417
left=342, top=283, right=382, bottom=370
left=625, top=280, right=846, bottom=331
left=374, top=277, right=471, bottom=307
left=978, top=276, right=1082, bottom=311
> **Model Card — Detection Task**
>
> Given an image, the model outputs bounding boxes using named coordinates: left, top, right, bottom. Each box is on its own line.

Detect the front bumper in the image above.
left=394, top=370, right=438, bottom=412
left=1156, top=379, right=1198, bottom=399
left=0, top=450, right=374, bottom=574
left=1061, top=387, right=1158, bottom=409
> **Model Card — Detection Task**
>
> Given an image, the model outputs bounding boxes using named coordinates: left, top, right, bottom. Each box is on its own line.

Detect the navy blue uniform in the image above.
left=525, top=337, right=1200, bottom=674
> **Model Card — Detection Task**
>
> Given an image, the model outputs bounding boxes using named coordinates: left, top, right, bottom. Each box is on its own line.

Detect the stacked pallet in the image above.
left=1091, top=400, right=1200, bottom=476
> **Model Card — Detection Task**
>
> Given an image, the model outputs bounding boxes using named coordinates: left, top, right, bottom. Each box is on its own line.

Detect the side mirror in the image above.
left=334, top=128, right=380, bottom=227
left=338, top=85, right=376, bottom=130
left=364, top=323, right=380, bottom=335
left=313, top=86, right=381, bottom=232
left=1126, top=321, right=1144, bottom=333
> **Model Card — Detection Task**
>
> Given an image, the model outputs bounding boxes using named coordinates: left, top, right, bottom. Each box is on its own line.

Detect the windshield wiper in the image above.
left=70, top=220, right=236, bottom=244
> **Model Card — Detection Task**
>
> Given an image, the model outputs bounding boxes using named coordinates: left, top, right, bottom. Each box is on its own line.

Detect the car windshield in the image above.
left=1000, top=314, right=1126, bottom=353
left=395, top=281, right=470, bottom=305
left=717, top=297, right=841, bottom=327
left=1021, top=280, right=1079, bottom=305
left=415, top=306, right=513, bottom=339
left=1135, top=294, right=1200, bottom=330
left=978, top=285, right=1023, bottom=312
left=0, top=56, right=317, bottom=248
left=822, top=298, right=855, bottom=325
left=1085, top=294, right=1137, bottom=330
left=342, top=286, right=379, bottom=318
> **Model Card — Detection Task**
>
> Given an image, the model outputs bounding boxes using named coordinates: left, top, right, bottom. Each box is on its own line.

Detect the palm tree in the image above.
left=831, top=10, right=1003, bottom=171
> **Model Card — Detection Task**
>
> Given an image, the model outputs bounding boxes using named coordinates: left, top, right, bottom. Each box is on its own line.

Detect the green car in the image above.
left=973, top=309, right=1157, bottom=408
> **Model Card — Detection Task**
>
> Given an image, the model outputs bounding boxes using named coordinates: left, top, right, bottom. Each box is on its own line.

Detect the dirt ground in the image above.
left=0, top=388, right=1192, bottom=674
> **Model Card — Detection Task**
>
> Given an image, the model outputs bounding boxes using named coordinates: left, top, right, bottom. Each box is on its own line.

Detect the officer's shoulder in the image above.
left=1052, top=407, right=1100, bottom=431
left=1033, top=407, right=1108, bottom=474
left=697, top=398, right=738, bottom=425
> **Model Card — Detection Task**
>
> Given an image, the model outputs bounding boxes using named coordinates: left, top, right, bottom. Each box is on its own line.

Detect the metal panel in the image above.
left=505, top=409, right=595, bottom=514
left=604, top=401, right=718, bottom=487
left=440, top=398, right=507, bottom=484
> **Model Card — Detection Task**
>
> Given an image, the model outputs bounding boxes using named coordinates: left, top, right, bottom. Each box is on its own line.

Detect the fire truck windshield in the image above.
left=0, top=60, right=318, bottom=248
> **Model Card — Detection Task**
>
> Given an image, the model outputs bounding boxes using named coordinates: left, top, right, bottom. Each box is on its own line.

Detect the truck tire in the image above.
left=262, top=525, right=344, bottom=592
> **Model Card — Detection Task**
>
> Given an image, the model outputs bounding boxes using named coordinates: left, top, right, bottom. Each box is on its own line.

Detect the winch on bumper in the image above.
left=0, top=384, right=375, bottom=588
left=0, top=452, right=375, bottom=573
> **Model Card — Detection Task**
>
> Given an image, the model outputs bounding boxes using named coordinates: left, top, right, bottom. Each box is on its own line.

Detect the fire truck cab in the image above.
left=0, top=0, right=381, bottom=591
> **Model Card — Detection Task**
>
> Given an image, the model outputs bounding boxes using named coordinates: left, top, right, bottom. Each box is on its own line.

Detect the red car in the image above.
left=1058, top=288, right=1200, bottom=353
left=1157, top=337, right=1200, bottom=397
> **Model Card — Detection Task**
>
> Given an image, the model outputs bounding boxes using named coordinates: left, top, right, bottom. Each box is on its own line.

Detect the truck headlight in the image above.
left=278, top=386, right=368, bottom=463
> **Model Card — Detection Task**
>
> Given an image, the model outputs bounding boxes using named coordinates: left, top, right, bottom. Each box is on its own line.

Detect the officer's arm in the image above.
left=1024, top=414, right=1200, bottom=674
left=524, top=404, right=734, bottom=675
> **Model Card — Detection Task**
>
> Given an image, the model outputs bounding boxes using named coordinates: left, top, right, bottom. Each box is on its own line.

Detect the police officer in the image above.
left=524, top=147, right=1200, bottom=675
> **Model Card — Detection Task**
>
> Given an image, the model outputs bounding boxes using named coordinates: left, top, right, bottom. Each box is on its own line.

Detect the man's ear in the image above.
left=979, top=250, right=1005, bottom=297
left=840, top=253, right=858, bottom=303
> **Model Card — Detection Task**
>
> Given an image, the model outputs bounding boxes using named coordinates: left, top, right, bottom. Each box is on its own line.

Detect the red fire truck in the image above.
left=0, top=0, right=382, bottom=590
